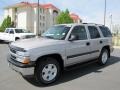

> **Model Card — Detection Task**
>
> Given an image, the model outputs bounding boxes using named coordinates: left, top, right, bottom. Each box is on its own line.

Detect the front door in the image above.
left=66, top=25, right=91, bottom=66
left=9, top=29, right=15, bottom=41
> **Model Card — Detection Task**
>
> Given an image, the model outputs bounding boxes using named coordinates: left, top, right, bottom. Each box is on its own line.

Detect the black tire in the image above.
left=0, top=40, right=3, bottom=42
left=35, top=57, right=61, bottom=85
left=15, top=38, right=20, bottom=41
left=98, top=48, right=109, bottom=65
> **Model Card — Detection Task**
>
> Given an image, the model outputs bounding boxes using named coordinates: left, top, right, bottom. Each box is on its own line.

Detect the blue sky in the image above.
left=0, top=0, right=120, bottom=27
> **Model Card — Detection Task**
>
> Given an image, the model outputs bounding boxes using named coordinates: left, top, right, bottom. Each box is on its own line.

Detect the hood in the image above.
left=11, top=37, right=64, bottom=50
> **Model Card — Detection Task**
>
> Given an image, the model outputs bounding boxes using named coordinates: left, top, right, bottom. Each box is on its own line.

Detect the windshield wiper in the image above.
left=42, top=36, right=54, bottom=39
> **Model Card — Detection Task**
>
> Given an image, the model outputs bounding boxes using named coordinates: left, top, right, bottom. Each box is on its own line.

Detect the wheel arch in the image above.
left=15, top=37, right=20, bottom=41
left=35, top=53, right=64, bottom=70
left=102, top=45, right=110, bottom=57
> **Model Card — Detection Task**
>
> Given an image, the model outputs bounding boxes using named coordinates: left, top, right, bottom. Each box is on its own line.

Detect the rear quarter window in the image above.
left=99, top=26, right=112, bottom=37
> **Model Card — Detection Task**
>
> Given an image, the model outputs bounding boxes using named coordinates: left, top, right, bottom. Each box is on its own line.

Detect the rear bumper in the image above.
left=7, top=55, right=35, bottom=76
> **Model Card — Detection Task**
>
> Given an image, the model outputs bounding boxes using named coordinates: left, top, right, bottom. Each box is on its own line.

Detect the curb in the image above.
left=113, top=46, right=120, bottom=49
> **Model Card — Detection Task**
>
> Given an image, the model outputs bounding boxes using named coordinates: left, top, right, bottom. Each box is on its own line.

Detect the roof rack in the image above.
left=82, top=23, right=104, bottom=26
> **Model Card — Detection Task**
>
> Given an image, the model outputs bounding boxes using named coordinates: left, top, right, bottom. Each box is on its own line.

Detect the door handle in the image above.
left=100, top=40, right=103, bottom=44
left=86, top=42, right=90, bottom=46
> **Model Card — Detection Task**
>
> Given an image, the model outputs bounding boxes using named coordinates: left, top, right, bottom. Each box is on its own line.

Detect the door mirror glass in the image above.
left=68, top=35, right=77, bottom=41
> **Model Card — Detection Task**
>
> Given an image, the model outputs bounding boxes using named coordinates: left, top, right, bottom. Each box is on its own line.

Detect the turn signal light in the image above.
left=22, top=57, right=30, bottom=64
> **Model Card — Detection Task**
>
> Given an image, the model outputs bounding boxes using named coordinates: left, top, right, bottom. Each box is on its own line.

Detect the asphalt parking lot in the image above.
left=0, top=42, right=120, bottom=90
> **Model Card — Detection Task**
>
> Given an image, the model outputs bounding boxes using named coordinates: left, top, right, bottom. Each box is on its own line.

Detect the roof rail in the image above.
left=82, top=23, right=104, bottom=26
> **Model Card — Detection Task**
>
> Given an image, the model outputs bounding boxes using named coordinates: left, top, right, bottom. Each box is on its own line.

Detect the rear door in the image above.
left=66, top=25, right=91, bottom=66
left=87, top=26, right=102, bottom=59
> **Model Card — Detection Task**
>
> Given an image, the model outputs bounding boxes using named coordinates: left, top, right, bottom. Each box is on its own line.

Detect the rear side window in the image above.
left=88, top=26, right=100, bottom=39
left=99, top=26, right=112, bottom=37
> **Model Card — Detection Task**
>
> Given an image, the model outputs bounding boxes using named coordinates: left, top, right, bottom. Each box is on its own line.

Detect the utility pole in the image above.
left=37, top=0, right=40, bottom=36
left=104, top=0, right=106, bottom=25
left=110, top=14, right=112, bottom=32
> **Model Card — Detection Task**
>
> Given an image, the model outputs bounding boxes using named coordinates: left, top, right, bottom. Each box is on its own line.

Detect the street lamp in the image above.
left=104, top=0, right=106, bottom=25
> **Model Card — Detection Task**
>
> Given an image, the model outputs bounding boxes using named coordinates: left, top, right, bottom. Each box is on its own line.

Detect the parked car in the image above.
left=7, top=23, right=113, bottom=85
left=0, top=28, right=35, bottom=42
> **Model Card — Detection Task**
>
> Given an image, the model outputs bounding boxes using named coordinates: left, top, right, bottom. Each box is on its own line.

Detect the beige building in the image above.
left=4, top=2, right=60, bottom=35
left=70, top=13, right=82, bottom=23
left=4, top=2, right=81, bottom=35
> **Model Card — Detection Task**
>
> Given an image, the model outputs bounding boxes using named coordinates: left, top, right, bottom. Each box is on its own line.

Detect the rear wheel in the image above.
left=35, top=57, right=61, bottom=85
left=98, top=48, right=109, bottom=65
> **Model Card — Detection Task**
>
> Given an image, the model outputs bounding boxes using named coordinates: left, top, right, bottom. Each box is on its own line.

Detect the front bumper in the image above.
left=7, top=55, right=35, bottom=76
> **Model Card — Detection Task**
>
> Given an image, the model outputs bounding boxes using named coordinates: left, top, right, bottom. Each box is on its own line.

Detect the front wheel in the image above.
left=98, top=48, right=109, bottom=65
left=35, top=57, right=61, bottom=85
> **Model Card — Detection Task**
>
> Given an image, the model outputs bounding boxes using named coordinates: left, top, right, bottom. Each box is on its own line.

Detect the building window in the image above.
left=43, top=16, right=45, bottom=21
left=40, top=22, right=41, bottom=27
left=39, top=8, right=42, bottom=13
left=40, top=15, right=41, bottom=20
left=43, top=23, right=45, bottom=27
left=43, top=9, right=44, bottom=13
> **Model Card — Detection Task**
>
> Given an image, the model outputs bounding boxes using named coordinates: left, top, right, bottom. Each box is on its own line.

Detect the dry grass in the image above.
left=112, top=36, right=120, bottom=46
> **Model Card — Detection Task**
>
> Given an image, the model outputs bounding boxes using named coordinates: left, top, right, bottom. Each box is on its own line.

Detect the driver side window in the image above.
left=9, top=29, right=14, bottom=34
left=70, top=26, right=87, bottom=40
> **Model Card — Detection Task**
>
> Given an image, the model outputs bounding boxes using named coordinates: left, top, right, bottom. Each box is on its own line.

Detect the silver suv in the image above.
left=8, top=23, right=113, bottom=85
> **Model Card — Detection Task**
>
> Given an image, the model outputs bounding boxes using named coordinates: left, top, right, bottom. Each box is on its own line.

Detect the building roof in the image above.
left=4, top=2, right=59, bottom=10
left=70, top=13, right=80, bottom=20
left=42, top=3, right=59, bottom=10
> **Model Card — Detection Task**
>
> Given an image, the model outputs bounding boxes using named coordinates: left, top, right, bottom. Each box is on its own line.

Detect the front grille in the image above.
left=10, top=48, right=16, bottom=54
left=10, top=54, right=16, bottom=60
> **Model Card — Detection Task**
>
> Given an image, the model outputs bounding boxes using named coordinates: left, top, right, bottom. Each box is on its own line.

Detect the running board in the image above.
left=64, top=59, right=98, bottom=71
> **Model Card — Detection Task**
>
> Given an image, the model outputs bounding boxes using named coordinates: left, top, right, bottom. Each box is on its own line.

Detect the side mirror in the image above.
left=68, top=35, right=77, bottom=41
left=9, top=31, right=14, bottom=34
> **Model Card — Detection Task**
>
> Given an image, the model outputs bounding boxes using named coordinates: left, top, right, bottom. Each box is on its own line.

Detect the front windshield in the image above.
left=42, top=25, right=71, bottom=40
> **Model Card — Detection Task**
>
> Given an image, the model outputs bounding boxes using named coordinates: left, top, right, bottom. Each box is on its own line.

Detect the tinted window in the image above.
left=15, top=29, right=25, bottom=33
left=70, top=26, right=87, bottom=40
left=9, top=29, right=14, bottom=34
left=88, top=26, right=100, bottom=39
left=99, top=26, right=112, bottom=37
left=5, top=29, right=9, bottom=33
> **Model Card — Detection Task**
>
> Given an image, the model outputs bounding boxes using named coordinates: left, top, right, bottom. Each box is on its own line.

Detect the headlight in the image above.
left=16, top=51, right=29, bottom=56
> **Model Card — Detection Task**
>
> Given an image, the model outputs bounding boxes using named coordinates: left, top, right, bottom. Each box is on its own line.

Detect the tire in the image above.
left=0, top=40, right=3, bottom=43
left=98, top=48, right=109, bottom=65
left=15, top=38, right=20, bottom=41
left=35, top=57, right=61, bottom=85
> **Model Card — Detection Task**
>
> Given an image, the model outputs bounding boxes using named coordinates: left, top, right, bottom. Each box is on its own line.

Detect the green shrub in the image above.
left=0, top=16, right=12, bottom=32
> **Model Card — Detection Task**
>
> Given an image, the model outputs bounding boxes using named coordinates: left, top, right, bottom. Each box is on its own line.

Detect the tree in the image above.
left=0, top=16, right=12, bottom=32
left=56, top=9, right=73, bottom=24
